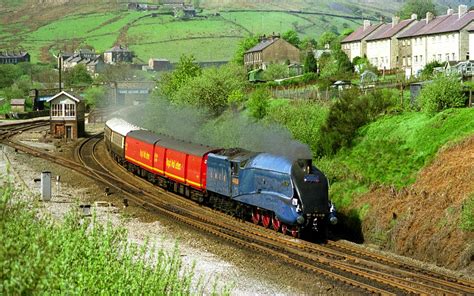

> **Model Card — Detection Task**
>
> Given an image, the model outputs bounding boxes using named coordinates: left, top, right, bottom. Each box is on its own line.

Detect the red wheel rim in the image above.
left=272, top=216, right=281, bottom=231
left=291, top=226, right=299, bottom=238
left=281, top=224, right=288, bottom=235
left=252, top=209, right=260, bottom=225
left=262, top=213, right=271, bottom=228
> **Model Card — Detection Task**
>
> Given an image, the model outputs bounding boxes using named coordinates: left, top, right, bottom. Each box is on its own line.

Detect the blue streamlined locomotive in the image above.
left=105, top=118, right=336, bottom=240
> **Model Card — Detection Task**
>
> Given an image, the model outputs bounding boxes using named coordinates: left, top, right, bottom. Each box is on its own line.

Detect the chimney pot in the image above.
left=458, top=4, right=467, bottom=19
left=411, top=13, right=418, bottom=20
left=426, top=12, right=434, bottom=24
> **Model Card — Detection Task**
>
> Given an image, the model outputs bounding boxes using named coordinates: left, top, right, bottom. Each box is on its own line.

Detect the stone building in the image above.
left=244, top=35, right=300, bottom=70
left=47, top=91, right=85, bottom=140
left=0, top=51, right=30, bottom=64
left=104, top=45, right=133, bottom=64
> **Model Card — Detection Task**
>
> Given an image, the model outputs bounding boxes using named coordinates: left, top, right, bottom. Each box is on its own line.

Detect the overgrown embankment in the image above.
left=318, top=109, right=474, bottom=271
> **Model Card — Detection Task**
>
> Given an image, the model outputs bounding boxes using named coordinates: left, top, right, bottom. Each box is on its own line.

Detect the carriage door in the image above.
left=231, top=162, right=240, bottom=196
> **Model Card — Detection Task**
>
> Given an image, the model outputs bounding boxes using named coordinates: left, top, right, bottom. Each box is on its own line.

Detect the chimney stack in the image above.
left=447, top=8, right=454, bottom=15
left=426, top=12, right=434, bottom=24
left=363, top=20, right=371, bottom=30
left=411, top=13, right=418, bottom=20
left=392, top=16, right=400, bottom=27
left=458, top=5, right=467, bottom=19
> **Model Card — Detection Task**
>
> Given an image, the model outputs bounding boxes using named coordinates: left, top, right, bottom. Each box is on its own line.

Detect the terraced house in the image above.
left=342, top=4, right=474, bottom=77
left=341, top=20, right=382, bottom=62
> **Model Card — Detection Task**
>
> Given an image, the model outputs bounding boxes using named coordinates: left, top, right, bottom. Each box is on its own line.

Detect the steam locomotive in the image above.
left=104, top=118, right=336, bottom=239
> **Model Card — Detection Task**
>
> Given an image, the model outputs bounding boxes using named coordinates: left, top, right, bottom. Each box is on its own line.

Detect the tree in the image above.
left=247, top=87, right=270, bottom=120
left=171, top=63, right=247, bottom=115
left=319, top=32, right=337, bottom=49
left=419, top=75, right=465, bottom=113
left=300, top=37, right=317, bottom=51
left=84, top=86, right=107, bottom=108
left=64, top=64, right=93, bottom=87
left=233, top=35, right=259, bottom=65
left=303, top=51, right=317, bottom=74
left=420, top=60, right=442, bottom=78
left=159, top=54, right=201, bottom=100
left=0, top=64, right=22, bottom=88
left=398, top=0, right=436, bottom=19
left=282, top=29, right=300, bottom=48
left=262, top=63, right=288, bottom=81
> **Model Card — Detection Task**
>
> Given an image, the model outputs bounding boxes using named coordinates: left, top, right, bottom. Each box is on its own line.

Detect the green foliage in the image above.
left=83, top=86, right=107, bottom=108
left=398, top=0, right=436, bottom=19
left=3, top=84, right=25, bottom=100
left=262, top=63, right=288, bottom=81
left=282, top=29, right=300, bottom=48
left=320, top=109, right=474, bottom=209
left=420, top=60, right=442, bottom=78
left=317, top=89, right=398, bottom=156
left=0, top=64, right=22, bottom=88
left=318, top=31, right=337, bottom=49
left=318, top=47, right=353, bottom=79
left=233, top=35, right=259, bottom=65
left=300, top=37, right=317, bottom=51
left=419, top=75, right=465, bottom=114
left=0, top=181, right=230, bottom=295
left=247, top=87, right=270, bottom=120
left=171, top=63, right=247, bottom=115
left=227, top=89, right=246, bottom=112
left=266, top=100, right=329, bottom=153
left=64, top=64, right=93, bottom=87
left=460, top=194, right=474, bottom=232
left=159, top=54, right=202, bottom=100
left=303, top=51, right=317, bottom=74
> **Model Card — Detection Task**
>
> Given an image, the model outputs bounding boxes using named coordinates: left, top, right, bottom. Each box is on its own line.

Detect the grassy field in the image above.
left=318, top=108, right=474, bottom=208
left=0, top=2, right=366, bottom=63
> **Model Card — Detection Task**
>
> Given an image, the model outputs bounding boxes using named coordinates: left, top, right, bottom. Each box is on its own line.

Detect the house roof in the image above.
left=366, top=19, right=415, bottom=41
left=342, top=23, right=382, bottom=43
left=0, top=51, right=29, bottom=58
left=46, top=91, right=82, bottom=103
left=106, top=45, right=130, bottom=53
left=10, top=99, right=25, bottom=105
left=398, top=11, right=474, bottom=38
left=245, top=38, right=279, bottom=53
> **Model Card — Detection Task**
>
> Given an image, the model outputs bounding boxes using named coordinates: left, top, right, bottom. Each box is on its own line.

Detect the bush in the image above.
left=0, top=180, right=230, bottom=295
left=266, top=100, right=329, bottom=154
left=247, top=87, right=270, bottom=120
left=262, top=63, right=288, bottom=81
left=419, top=75, right=465, bottom=114
left=317, top=88, right=398, bottom=155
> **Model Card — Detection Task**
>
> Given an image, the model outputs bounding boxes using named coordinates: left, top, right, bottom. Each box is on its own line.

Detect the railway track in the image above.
left=2, top=123, right=473, bottom=295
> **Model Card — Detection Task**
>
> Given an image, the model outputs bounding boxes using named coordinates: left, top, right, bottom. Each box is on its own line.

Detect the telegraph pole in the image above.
left=58, top=51, right=62, bottom=92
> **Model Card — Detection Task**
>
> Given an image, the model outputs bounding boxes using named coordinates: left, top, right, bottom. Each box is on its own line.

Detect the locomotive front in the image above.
left=290, top=159, right=333, bottom=234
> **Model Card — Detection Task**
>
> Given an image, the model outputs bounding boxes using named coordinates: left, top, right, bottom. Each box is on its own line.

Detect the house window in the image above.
left=467, top=52, right=470, bottom=60
left=452, top=53, right=455, bottom=60
left=407, top=40, right=411, bottom=46
left=414, top=56, right=418, bottom=63
left=438, top=54, right=442, bottom=60
left=408, top=56, right=412, bottom=66
left=51, top=104, right=62, bottom=117
left=446, top=53, right=450, bottom=61
left=65, top=104, right=76, bottom=117
left=402, top=56, right=406, bottom=66
left=420, top=55, right=423, bottom=62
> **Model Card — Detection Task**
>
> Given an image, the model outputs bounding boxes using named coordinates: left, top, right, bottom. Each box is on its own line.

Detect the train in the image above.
left=104, top=118, right=337, bottom=240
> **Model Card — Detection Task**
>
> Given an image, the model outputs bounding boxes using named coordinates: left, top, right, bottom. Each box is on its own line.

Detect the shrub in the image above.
left=0, top=180, right=230, bottom=295
left=418, top=75, right=465, bottom=114
left=317, top=88, right=398, bottom=155
left=460, top=194, right=474, bottom=232
left=247, top=87, right=270, bottom=120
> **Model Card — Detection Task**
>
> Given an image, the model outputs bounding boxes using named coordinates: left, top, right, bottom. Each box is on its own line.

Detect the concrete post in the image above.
left=41, top=171, right=51, bottom=201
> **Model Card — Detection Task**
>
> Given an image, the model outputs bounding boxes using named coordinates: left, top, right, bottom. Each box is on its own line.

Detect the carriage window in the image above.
left=231, top=163, right=239, bottom=175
